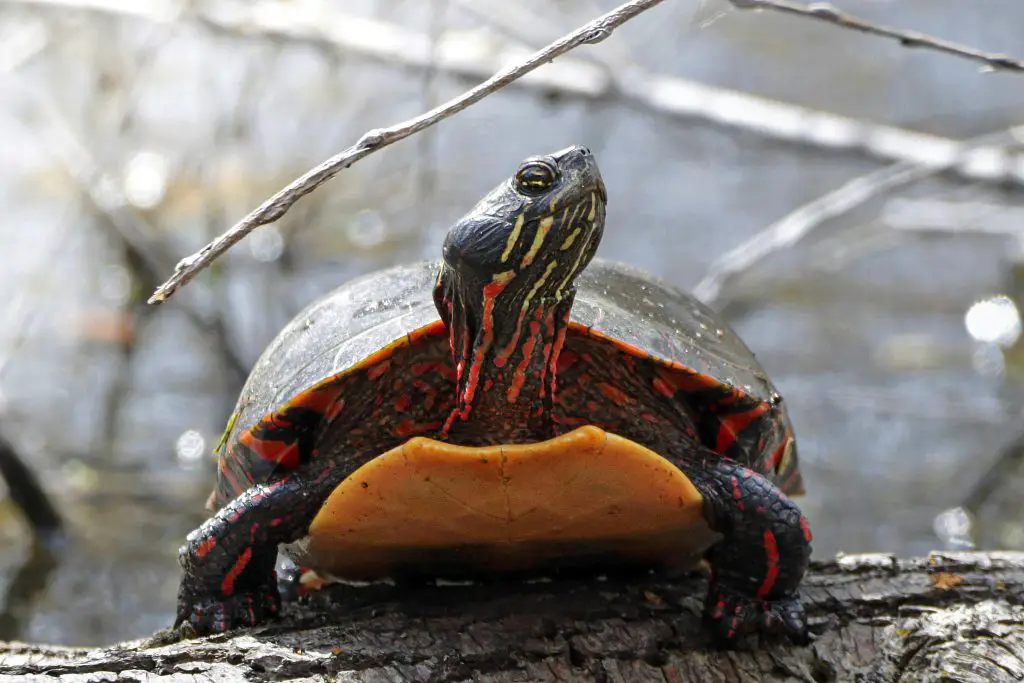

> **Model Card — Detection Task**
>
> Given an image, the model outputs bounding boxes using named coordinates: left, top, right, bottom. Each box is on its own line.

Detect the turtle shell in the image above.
left=212, top=258, right=801, bottom=575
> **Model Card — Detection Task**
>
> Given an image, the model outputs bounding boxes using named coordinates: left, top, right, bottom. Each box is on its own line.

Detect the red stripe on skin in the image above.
left=494, top=307, right=529, bottom=368
left=715, top=404, right=769, bottom=454
left=444, top=279, right=507, bottom=433
left=757, top=530, right=780, bottom=598
left=547, top=306, right=571, bottom=401
left=800, top=516, right=813, bottom=542
left=221, top=547, right=253, bottom=596
left=507, top=319, right=542, bottom=403
left=196, top=537, right=217, bottom=558
left=537, top=307, right=556, bottom=399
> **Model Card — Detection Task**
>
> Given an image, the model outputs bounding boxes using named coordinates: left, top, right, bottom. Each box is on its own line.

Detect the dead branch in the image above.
left=882, top=198, right=1024, bottom=236
left=143, top=0, right=668, bottom=304
left=1, top=28, right=251, bottom=380
left=9, top=2, right=1024, bottom=306
left=2, top=552, right=1024, bottom=682
left=0, top=541, right=61, bottom=643
left=18, top=0, right=1022, bottom=187
left=0, top=431, right=62, bottom=542
left=450, top=1, right=1024, bottom=194
left=729, top=0, right=1024, bottom=74
left=692, top=125, right=1024, bottom=305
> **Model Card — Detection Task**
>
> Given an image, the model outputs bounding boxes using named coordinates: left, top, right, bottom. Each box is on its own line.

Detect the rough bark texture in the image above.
left=2, top=552, right=1024, bottom=683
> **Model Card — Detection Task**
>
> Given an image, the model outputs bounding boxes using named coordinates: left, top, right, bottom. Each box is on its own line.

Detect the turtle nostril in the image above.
left=578, top=146, right=592, bottom=156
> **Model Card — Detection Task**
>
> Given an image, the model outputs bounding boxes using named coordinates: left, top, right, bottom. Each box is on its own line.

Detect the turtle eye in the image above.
left=514, top=160, right=558, bottom=196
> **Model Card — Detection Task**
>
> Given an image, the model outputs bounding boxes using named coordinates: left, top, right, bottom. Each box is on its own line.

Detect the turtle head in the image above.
left=434, top=145, right=606, bottom=330
left=433, top=145, right=607, bottom=433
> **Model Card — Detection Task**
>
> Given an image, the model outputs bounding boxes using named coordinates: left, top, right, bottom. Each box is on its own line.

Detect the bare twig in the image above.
left=144, top=0, right=666, bottom=304
left=0, top=431, right=63, bottom=543
left=2, top=66, right=251, bottom=379
left=144, top=0, right=667, bottom=305
left=882, top=198, right=1024, bottom=236
left=12, top=0, right=1022, bottom=303
left=189, top=5, right=1024, bottom=185
left=10, top=1, right=1024, bottom=190
left=413, top=0, right=447, bottom=247
left=0, top=538, right=61, bottom=642
left=963, top=428, right=1024, bottom=515
left=729, top=0, right=1024, bottom=73
left=693, top=126, right=1024, bottom=305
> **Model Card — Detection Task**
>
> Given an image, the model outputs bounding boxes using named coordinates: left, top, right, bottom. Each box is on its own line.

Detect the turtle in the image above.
left=176, top=145, right=812, bottom=645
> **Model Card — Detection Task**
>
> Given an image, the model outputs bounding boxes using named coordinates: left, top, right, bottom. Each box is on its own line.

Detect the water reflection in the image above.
left=965, top=295, right=1022, bottom=347
left=933, top=506, right=976, bottom=551
left=123, top=151, right=171, bottom=210
left=174, top=429, right=207, bottom=468
left=248, top=226, right=285, bottom=263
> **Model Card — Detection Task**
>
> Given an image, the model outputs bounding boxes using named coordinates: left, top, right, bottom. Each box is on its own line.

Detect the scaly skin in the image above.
left=552, top=336, right=812, bottom=644
left=679, top=456, right=811, bottom=644
left=176, top=466, right=349, bottom=633
left=176, top=146, right=812, bottom=645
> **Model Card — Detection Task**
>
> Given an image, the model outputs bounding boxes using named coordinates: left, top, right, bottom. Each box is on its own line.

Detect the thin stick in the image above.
left=730, top=0, right=1024, bottom=73
left=146, top=0, right=666, bottom=304
left=13, top=2, right=1024, bottom=188
left=692, top=126, right=1024, bottom=305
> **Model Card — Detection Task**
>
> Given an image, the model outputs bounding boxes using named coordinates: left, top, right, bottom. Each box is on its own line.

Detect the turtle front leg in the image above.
left=681, top=456, right=812, bottom=645
left=176, top=466, right=344, bottom=636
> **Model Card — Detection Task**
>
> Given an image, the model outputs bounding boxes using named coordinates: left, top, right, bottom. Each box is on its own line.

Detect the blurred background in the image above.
left=0, top=0, right=1022, bottom=647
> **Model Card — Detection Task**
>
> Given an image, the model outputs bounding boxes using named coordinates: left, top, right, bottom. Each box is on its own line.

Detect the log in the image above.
left=2, top=552, right=1024, bottom=682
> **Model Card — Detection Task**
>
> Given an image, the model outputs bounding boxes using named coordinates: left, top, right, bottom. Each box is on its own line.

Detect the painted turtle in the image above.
left=177, top=146, right=812, bottom=644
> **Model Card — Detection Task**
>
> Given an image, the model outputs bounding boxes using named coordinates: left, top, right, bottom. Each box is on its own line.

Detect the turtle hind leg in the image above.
left=176, top=468, right=344, bottom=636
left=681, top=455, right=813, bottom=645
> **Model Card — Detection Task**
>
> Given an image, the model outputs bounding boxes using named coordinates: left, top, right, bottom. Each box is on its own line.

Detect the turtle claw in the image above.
left=703, top=584, right=808, bottom=646
left=764, top=595, right=809, bottom=645
left=175, top=584, right=281, bottom=636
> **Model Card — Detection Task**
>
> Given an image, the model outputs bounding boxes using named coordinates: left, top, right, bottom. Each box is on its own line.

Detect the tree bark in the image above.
left=2, top=552, right=1024, bottom=682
